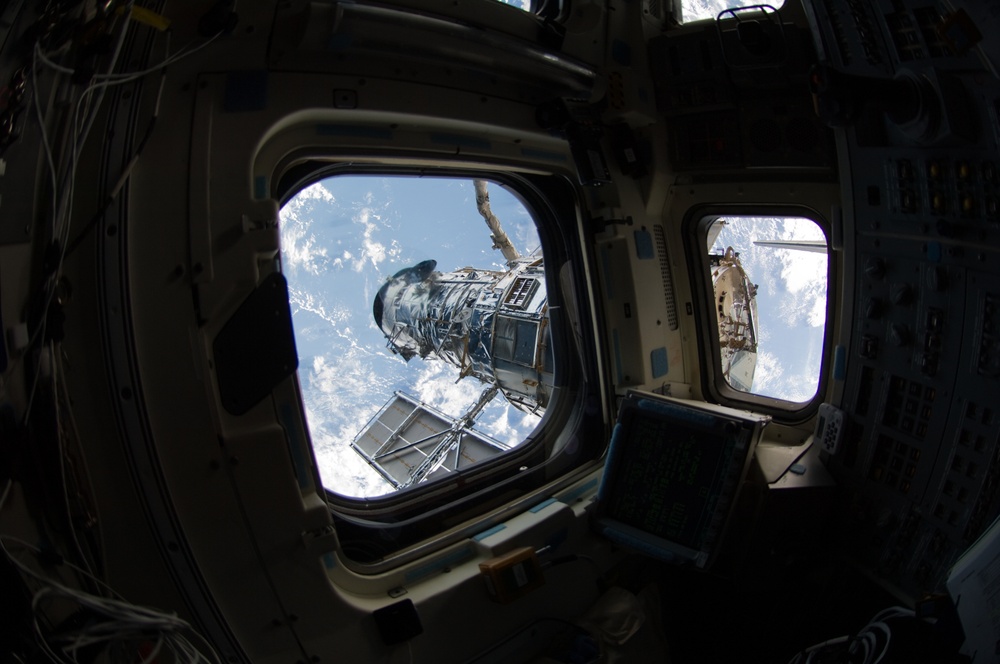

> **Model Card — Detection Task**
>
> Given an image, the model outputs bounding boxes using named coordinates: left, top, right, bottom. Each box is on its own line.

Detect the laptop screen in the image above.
left=594, top=392, right=766, bottom=568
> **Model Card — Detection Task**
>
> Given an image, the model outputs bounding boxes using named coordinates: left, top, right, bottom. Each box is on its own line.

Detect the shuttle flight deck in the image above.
left=0, top=0, right=998, bottom=662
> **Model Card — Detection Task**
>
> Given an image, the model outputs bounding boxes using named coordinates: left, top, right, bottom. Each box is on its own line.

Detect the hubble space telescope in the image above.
left=357, top=252, right=552, bottom=489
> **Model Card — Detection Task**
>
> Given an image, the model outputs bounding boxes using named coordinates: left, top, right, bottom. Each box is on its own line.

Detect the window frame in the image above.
left=276, top=163, right=610, bottom=567
left=684, top=204, right=836, bottom=423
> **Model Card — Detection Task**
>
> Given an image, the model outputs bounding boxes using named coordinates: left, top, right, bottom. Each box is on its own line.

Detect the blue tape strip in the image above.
left=596, top=423, right=624, bottom=504
left=600, top=526, right=681, bottom=564
left=404, top=548, right=473, bottom=584
left=253, top=175, right=268, bottom=200
left=833, top=345, right=846, bottom=381
left=634, top=229, right=654, bottom=259
left=558, top=478, right=599, bottom=504
left=472, top=524, right=506, bottom=541
left=927, top=241, right=942, bottom=262
left=530, top=498, right=559, bottom=513
left=651, top=347, right=668, bottom=378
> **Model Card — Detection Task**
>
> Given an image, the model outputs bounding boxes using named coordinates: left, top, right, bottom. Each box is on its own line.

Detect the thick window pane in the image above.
left=706, top=216, right=828, bottom=402
left=681, top=0, right=785, bottom=23
left=280, top=177, right=545, bottom=498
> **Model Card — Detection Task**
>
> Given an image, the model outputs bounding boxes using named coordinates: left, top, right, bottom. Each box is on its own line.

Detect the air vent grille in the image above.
left=653, top=225, right=679, bottom=330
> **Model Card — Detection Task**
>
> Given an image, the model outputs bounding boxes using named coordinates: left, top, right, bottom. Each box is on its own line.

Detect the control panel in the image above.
left=806, top=0, right=1000, bottom=599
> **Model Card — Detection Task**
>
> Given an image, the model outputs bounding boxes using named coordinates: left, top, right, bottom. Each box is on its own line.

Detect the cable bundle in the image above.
left=786, top=606, right=922, bottom=664
left=3, top=0, right=225, bottom=419
left=1, top=526, right=220, bottom=664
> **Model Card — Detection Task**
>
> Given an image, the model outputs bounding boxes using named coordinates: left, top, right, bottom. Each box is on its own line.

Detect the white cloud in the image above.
left=279, top=218, right=329, bottom=276
left=300, top=353, right=397, bottom=498
left=750, top=351, right=782, bottom=395
left=301, top=181, right=336, bottom=204
left=777, top=218, right=828, bottom=327
left=278, top=183, right=334, bottom=276
left=287, top=286, right=349, bottom=327
left=776, top=248, right=828, bottom=329
left=752, top=348, right=819, bottom=403
left=483, top=407, right=514, bottom=441
left=349, top=200, right=404, bottom=274
left=412, top=361, right=485, bottom=417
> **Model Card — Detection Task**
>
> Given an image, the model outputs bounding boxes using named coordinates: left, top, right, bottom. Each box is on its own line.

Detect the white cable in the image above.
left=32, top=22, right=222, bottom=86
left=53, top=349, right=98, bottom=581
left=56, top=348, right=101, bottom=580
left=4, top=537, right=219, bottom=664
left=868, top=621, right=892, bottom=664
left=32, top=7, right=210, bottom=281
left=98, top=30, right=221, bottom=84
left=57, top=4, right=134, bottom=243
left=21, top=5, right=139, bottom=426
left=32, top=46, right=75, bottom=75
left=857, top=633, right=872, bottom=663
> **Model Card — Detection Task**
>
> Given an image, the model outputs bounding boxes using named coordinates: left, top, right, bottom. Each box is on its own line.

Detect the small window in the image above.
left=493, top=0, right=566, bottom=15
left=704, top=215, right=828, bottom=403
left=491, top=0, right=568, bottom=21
left=494, top=0, right=531, bottom=9
left=280, top=176, right=547, bottom=498
left=680, top=0, right=785, bottom=23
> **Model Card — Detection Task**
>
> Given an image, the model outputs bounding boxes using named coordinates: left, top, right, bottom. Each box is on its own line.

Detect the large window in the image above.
left=703, top=215, right=829, bottom=404
left=279, top=176, right=545, bottom=498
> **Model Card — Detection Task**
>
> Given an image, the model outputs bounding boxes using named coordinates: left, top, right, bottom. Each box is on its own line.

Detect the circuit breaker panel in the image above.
left=806, top=0, right=1000, bottom=598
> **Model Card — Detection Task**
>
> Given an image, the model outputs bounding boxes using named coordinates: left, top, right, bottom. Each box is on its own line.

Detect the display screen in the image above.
left=594, top=393, right=760, bottom=566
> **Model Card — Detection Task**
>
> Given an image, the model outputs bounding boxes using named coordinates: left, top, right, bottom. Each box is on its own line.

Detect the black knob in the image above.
left=865, top=257, right=886, bottom=280
left=890, top=283, right=914, bottom=306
